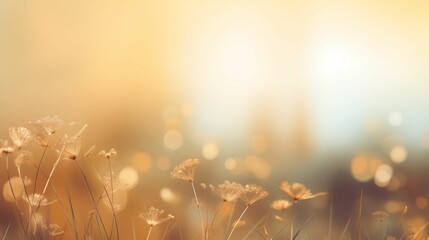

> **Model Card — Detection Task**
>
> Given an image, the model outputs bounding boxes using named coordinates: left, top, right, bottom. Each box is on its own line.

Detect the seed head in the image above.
left=33, top=116, right=63, bottom=135
left=279, top=181, right=327, bottom=202
left=373, top=210, right=389, bottom=222
left=271, top=199, right=293, bottom=211
left=9, top=127, right=32, bottom=149
left=240, top=184, right=268, bottom=206
left=171, top=159, right=199, bottom=182
left=139, top=207, right=174, bottom=227
left=0, top=139, right=15, bottom=154
left=99, top=148, right=117, bottom=160
left=209, top=181, right=244, bottom=203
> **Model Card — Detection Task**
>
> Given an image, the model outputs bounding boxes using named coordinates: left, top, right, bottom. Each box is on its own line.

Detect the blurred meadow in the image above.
left=1, top=0, right=429, bottom=239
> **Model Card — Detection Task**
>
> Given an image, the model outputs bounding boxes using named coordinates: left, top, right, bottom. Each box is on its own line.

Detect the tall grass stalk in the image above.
left=226, top=205, right=249, bottom=240
left=74, top=158, right=110, bottom=239
left=33, top=135, right=52, bottom=194
left=5, top=154, right=29, bottom=240
left=190, top=181, right=205, bottom=240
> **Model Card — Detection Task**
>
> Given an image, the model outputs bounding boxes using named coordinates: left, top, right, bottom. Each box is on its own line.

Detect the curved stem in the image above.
left=33, top=135, right=52, bottom=194
left=191, top=181, right=205, bottom=240
left=5, top=154, right=29, bottom=240
left=146, top=226, right=153, bottom=240
left=42, top=146, right=64, bottom=195
left=74, top=158, right=110, bottom=239
left=226, top=205, right=249, bottom=240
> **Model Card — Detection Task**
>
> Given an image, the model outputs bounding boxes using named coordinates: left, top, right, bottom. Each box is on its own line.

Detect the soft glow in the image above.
left=2, top=177, right=26, bottom=203
left=224, top=158, right=237, bottom=170
left=102, top=187, right=128, bottom=213
left=374, top=164, right=393, bottom=187
left=220, top=41, right=258, bottom=81
left=415, top=197, right=428, bottom=209
left=156, top=157, right=170, bottom=171
left=350, top=154, right=382, bottom=182
left=202, top=142, right=219, bottom=160
left=131, top=152, right=152, bottom=173
left=390, top=145, right=407, bottom=163
left=160, top=187, right=179, bottom=203
left=388, top=111, right=403, bottom=127
left=164, top=130, right=183, bottom=150
left=118, top=167, right=139, bottom=190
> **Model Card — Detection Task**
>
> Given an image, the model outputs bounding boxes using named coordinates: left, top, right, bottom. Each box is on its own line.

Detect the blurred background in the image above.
left=1, top=0, right=429, bottom=239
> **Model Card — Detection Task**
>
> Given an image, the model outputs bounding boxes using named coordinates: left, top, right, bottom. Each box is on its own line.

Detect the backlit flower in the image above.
left=9, top=127, right=31, bottom=149
left=171, top=159, right=199, bottom=182
left=139, top=207, right=174, bottom=226
left=240, top=184, right=268, bottom=206
left=210, top=181, right=244, bottom=202
left=279, top=181, right=327, bottom=202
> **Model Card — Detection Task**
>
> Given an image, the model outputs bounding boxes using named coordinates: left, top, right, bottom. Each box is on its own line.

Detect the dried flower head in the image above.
left=210, top=181, right=244, bottom=203
left=15, top=150, right=33, bottom=168
left=200, top=183, right=207, bottom=190
left=9, top=127, right=32, bottom=149
left=33, top=116, right=63, bottom=135
left=139, top=207, right=174, bottom=227
left=25, top=193, right=56, bottom=208
left=0, top=139, right=15, bottom=154
left=33, top=125, right=51, bottom=147
left=240, top=184, right=268, bottom=206
left=58, top=125, right=87, bottom=161
left=373, top=210, right=389, bottom=222
left=271, top=199, right=293, bottom=211
left=99, top=148, right=117, bottom=160
left=171, top=159, right=199, bottom=182
left=279, top=181, right=327, bottom=202
left=60, top=135, right=82, bottom=160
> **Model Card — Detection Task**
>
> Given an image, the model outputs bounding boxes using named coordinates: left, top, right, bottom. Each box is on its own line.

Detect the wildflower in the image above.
left=58, top=125, right=87, bottom=161
left=170, top=159, right=199, bottom=182
left=240, top=184, right=268, bottom=206
left=15, top=150, right=33, bottom=168
left=33, top=125, right=51, bottom=147
left=373, top=210, right=389, bottom=222
left=271, top=199, right=293, bottom=211
left=279, top=181, right=327, bottom=202
left=209, top=181, right=244, bottom=203
left=200, top=183, right=207, bottom=190
left=33, top=116, right=63, bottom=135
left=139, top=207, right=174, bottom=227
left=60, top=135, right=82, bottom=160
left=9, top=127, right=32, bottom=149
left=24, top=193, right=56, bottom=208
left=99, top=148, right=118, bottom=159
left=0, top=139, right=15, bottom=154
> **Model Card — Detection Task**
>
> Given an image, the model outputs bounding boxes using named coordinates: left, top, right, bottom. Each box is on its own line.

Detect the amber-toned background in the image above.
left=1, top=0, right=429, bottom=239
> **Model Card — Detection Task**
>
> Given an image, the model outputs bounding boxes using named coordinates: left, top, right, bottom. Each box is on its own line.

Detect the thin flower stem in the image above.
left=190, top=181, right=205, bottom=240
left=226, top=205, right=249, bottom=240
left=380, top=222, right=383, bottom=240
left=146, top=226, right=153, bottom=240
left=108, top=158, right=120, bottom=240
left=42, top=146, right=64, bottom=195
left=5, top=154, right=29, bottom=240
left=74, top=158, right=110, bottom=239
left=33, top=134, right=52, bottom=194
